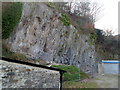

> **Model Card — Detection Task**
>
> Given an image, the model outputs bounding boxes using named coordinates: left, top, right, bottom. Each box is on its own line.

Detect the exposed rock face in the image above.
left=7, top=2, right=98, bottom=76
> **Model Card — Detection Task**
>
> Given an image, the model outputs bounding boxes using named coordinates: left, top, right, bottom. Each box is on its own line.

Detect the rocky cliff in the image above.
left=6, top=2, right=98, bottom=76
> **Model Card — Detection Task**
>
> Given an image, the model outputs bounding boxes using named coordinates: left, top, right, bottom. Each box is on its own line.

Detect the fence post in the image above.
left=101, top=60, right=104, bottom=75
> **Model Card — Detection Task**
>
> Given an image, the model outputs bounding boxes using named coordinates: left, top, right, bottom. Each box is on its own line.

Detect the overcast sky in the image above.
left=94, top=0, right=119, bottom=35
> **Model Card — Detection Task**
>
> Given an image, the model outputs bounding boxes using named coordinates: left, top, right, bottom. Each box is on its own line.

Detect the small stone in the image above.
left=7, top=72, right=15, bottom=76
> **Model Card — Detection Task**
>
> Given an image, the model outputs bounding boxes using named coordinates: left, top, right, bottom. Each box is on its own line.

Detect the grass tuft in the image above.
left=51, top=65, right=89, bottom=81
left=46, top=2, right=55, bottom=8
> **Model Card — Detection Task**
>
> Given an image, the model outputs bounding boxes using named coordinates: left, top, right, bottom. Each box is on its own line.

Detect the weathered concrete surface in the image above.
left=0, top=60, right=60, bottom=88
left=7, top=2, right=99, bottom=76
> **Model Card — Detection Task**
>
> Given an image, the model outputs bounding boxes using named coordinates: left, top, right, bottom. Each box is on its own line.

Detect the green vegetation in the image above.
left=90, top=32, right=97, bottom=42
left=95, top=29, right=119, bottom=59
left=88, top=32, right=98, bottom=46
left=2, top=42, right=28, bottom=60
left=63, top=81, right=98, bottom=88
left=2, top=46, right=28, bottom=60
left=85, top=40, right=88, bottom=42
left=89, top=41, right=94, bottom=46
left=46, top=2, right=55, bottom=8
left=60, top=13, right=71, bottom=26
left=2, top=2, right=23, bottom=39
left=51, top=65, right=89, bottom=81
left=80, top=71, right=89, bottom=79
left=52, top=65, right=98, bottom=88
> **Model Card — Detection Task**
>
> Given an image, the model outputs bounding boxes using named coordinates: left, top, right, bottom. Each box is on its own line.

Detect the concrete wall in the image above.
left=103, top=64, right=119, bottom=74
left=0, top=60, right=60, bottom=89
left=98, top=63, right=119, bottom=75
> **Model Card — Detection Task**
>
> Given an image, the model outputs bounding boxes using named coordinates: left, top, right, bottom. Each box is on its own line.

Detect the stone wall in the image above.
left=0, top=60, right=60, bottom=89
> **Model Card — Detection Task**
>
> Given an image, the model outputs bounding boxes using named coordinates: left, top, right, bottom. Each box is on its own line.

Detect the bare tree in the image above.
left=63, top=0, right=102, bottom=23
left=53, top=0, right=102, bottom=25
left=89, top=2, right=103, bottom=23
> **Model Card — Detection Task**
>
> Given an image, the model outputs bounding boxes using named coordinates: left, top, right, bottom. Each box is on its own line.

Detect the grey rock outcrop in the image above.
left=7, top=2, right=98, bottom=76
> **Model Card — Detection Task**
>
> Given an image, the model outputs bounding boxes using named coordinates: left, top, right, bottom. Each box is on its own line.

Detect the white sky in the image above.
left=94, top=0, right=119, bottom=35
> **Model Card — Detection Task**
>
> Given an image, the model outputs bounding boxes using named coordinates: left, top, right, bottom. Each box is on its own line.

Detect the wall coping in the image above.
left=1, top=57, right=66, bottom=73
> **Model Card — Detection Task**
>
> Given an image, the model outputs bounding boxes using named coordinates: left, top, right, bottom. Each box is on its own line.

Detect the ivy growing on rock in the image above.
left=60, top=13, right=71, bottom=26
